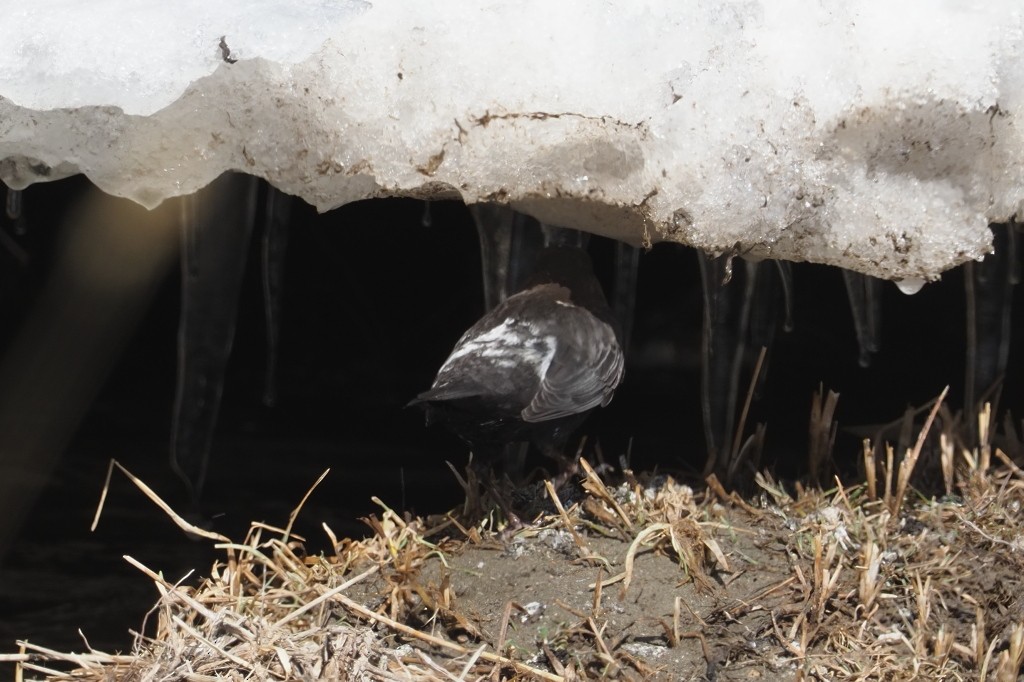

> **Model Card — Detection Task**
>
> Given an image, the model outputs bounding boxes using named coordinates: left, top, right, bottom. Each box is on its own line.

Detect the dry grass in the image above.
left=2, top=394, right=1024, bottom=680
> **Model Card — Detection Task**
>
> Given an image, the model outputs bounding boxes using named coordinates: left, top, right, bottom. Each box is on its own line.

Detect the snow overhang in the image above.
left=1, top=0, right=1022, bottom=281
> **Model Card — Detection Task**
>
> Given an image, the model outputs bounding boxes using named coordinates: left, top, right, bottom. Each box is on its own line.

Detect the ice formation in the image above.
left=170, top=174, right=258, bottom=503
left=0, top=0, right=1022, bottom=280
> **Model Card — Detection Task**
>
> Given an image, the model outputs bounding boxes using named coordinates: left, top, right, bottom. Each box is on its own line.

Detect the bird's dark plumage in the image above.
left=412, top=246, right=624, bottom=475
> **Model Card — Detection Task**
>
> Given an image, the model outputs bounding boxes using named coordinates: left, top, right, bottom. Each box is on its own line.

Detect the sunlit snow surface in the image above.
left=0, top=0, right=368, bottom=114
left=0, top=0, right=1022, bottom=279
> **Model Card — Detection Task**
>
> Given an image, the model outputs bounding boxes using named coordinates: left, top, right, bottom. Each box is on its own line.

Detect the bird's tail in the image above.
left=408, top=381, right=489, bottom=407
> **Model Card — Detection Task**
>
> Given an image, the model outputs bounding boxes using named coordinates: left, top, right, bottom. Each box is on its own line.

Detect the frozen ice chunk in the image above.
left=0, top=0, right=368, bottom=115
left=0, top=1, right=1021, bottom=280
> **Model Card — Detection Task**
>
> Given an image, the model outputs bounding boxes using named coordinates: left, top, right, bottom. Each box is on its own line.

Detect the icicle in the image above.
left=842, top=269, right=882, bottom=368
left=540, top=223, right=589, bottom=249
left=774, top=260, right=795, bottom=333
left=540, top=222, right=641, bottom=353
left=5, top=188, right=26, bottom=236
left=747, top=259, right=783, bottom=352
left=964, top=223, right=1019, bottom=416
left=421, top=200, right=433, bottom=228
left=469, top=205, right=541, bottom=309
left=1010, top=218, right=1021, bottom=286
left=261, top=185, right=291, bottom=408
left=5, top=188, right=21, bottom=220
left=611, top=241, right=640, bottom=355
left=469, top=204, right=513, bottom=310
left=169, top=173, right=259, bottom=505
left=698, top=250, right=746, bottom=479
left=698, top=252, right=784, bottom=483
left=0, top=187, right=28, bottom=266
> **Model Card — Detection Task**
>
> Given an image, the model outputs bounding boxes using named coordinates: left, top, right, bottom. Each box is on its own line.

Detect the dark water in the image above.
left=1, top=180, right=1022, bottom=672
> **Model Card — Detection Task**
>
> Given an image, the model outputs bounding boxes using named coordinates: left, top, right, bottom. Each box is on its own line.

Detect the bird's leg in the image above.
left=536, top=439, right=581, bottom=492
left=479, top=475, right=526, bottom=533
left=550, top=463, right=580, bottom=494
left=458, top=450, right=525, bottom=529
left=458, top=450, right=487, bottom=518
left=499, top=441, right=530, bottom=484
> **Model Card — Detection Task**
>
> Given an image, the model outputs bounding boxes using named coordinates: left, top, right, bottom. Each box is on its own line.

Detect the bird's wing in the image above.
left=415, top=301, right=543, bottom=408
left=521, top=306, right=624, bottom=422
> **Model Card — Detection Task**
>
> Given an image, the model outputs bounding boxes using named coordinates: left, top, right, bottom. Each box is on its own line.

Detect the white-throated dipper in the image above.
left=411, top=246, right=625, bottom=479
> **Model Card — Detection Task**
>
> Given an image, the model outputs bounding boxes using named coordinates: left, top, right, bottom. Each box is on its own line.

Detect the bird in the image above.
left=411, top=245, right=625, bottom=481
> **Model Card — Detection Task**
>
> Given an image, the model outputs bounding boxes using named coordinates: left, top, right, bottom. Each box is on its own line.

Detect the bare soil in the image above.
left=345, top=472, right=1024, bottom=680
left=4, top=451, right=1024, bottom=681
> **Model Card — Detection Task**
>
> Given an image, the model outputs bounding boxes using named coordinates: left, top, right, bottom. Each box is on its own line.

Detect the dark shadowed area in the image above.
left=0, top=176, right=1021, bottom=665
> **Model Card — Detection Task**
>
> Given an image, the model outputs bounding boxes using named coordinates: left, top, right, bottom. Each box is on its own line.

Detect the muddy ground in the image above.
left=6, top=450, right=1022, bottom=681
left=341, top=471, right=1024, bottom=680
